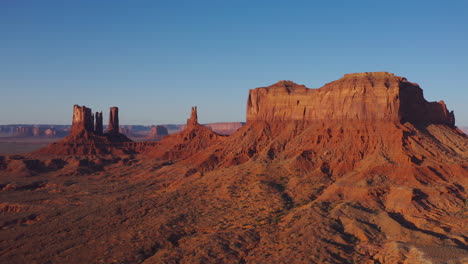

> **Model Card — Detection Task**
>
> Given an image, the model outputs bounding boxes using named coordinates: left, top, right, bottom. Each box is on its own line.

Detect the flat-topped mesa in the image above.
left=150, top=125, right=169, bottom=136
left=70, top=105, right=94, bottom=135
left=95, top=111, right=103, bottom=135
left=108, top=107, right=119, bottom=134
left=247, top=72, right=455, bottom=126
left=146, top=125, right=169, bottom=141
left=186, top=106, right=199, bottom=129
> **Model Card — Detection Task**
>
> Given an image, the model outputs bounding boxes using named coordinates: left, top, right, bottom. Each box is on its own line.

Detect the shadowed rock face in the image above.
left=247, top=72, right=455, bottom=126
left=108, top=107, right=119, bottom=134
left=94, top=112, right=103, bottom=136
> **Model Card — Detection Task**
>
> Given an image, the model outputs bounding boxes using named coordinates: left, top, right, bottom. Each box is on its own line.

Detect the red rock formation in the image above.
left=108, top=107, right=119, bottom=134
left=2, top=73, right=467, bottom=264
left=187, top=106, right=198, bottom=129
left=104, top=107, right=132, bottom=143
left=146, top=125, right=169, bottom=141
left=94, top=112, right=103, bottom=135
left=247, top=72, right=455, bottom=126
left=70, top=105, right=94, bottom=136
left=36, top=105, right=132, bottom=155
left=144, top=107, right=226, bottom=161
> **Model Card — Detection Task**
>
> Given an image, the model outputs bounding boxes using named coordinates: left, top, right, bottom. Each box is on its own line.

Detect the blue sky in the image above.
left=1, top=0, right=467, bottom=126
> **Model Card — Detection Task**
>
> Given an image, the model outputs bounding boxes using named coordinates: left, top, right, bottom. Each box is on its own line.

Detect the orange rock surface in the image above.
left=247, top=72, right=455, bottom=125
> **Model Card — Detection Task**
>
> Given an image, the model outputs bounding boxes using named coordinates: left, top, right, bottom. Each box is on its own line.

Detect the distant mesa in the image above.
left=203, top=122, right=245, bottom=135
left=0, top=125, right=64, bottom=138
left=247, top=72, right=455, bottom=126
left=146, top=125, right=169, bottom=141
left=15, top=127, right=34, bottom=137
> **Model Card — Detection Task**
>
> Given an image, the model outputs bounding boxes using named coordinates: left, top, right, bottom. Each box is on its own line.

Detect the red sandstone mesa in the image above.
left=247, top=72, right=455, bottom=125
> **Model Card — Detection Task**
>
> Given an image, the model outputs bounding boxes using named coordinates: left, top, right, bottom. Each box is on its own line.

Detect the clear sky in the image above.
left=1, top=0, right=467, bottom=126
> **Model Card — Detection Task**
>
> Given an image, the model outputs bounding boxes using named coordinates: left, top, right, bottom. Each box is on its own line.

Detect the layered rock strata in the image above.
left=247, top=72, right=455, bottom=126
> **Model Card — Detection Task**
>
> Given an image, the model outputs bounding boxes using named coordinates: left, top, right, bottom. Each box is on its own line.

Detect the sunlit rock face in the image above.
left=247, top=72, right=454, bottom=126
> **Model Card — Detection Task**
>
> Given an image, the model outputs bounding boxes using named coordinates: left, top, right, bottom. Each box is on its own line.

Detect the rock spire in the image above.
left=187, top=106, right=198, bottom=128
left=95, top=111, right=103, bottom=135
left=108, top=107, right=119, bottom=134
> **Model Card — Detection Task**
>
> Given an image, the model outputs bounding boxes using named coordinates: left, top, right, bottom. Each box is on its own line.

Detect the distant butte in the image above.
left=146, top=125, right=169, bottom=141
left=35, top=105, right=133, bottom=155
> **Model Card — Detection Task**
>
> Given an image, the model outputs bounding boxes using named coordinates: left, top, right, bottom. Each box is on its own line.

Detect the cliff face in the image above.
left=71, top=105, right=94, bottom=135
left=247, top=72, right=455, bottom=126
